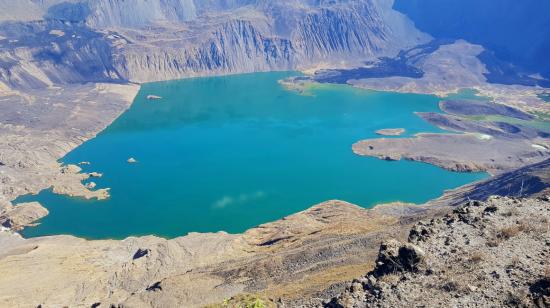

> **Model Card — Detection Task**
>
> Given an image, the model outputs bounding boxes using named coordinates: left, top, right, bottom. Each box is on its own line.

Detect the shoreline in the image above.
left=4, top=67, right=549, bottom=239
left=0, top=82, right=141, bottom=232
left=0, top=67, right=548, bottom=308
left=4, top=71, right=497, bottom=241
left=2, top=169, right=547, bottom=307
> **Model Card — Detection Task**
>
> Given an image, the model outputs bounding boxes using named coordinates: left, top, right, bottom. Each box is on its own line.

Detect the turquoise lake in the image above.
left=19, top=72, right=487, bottom=239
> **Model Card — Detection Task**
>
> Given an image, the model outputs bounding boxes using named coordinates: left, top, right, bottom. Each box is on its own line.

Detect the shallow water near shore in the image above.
left=18, top=72, right=487, bottom=239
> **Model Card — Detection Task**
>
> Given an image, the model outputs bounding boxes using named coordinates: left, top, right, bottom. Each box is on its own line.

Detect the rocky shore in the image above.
left=0, top=201, right=48, bottom=231
left=0, top=83, right=139, bottom=228
left=285, top=40, right=550, bottom=177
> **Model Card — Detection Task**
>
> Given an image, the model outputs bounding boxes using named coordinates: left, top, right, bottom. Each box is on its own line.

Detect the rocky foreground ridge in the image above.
left=324, top=196, right=549, bottom=308
left=1, top=161, right=549, bottom=308
left=0, top=199, right=431, bottom=307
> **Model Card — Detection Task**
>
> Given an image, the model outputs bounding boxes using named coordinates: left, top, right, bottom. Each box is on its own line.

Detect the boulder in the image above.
left=373, top=239, right=425, bottom=277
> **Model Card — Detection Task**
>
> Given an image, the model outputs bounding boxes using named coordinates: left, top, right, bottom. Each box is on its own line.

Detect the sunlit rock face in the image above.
left=0, top=19, right=123, bottom=89
left=0, top=0, right=429, bottom=87
left=85, top=0, right=198, bottom=28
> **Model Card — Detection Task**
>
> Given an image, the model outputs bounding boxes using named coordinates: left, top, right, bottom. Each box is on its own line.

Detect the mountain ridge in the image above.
left=0, top=0, right=429, bottom=88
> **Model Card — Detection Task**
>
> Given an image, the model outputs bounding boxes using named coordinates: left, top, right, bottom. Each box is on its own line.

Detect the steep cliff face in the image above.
left=108, top=0, right=428, bottom=82
left=0, top=0, right=429, bottom=87
left=0, top=20, right=121, bottom=89
left=113, top=18, right=296, bottom=82
left=85, top=0, right=198, bottom=28
left=291, top=2, right=389, bottom=60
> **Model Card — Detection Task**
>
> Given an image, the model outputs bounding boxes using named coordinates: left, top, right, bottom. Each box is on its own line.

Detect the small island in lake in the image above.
left=376, top=128, right=406, bottom=136
left=147, top=95, right=162, bottom=100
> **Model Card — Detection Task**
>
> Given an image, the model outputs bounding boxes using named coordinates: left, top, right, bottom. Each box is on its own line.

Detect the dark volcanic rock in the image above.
left=312, top=40, right=452, bottom=84
left=436, top=158, right=550, bottom=206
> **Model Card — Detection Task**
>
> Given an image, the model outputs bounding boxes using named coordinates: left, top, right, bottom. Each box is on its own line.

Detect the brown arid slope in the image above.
left=324, top=196, right=549, bottom=308
left=1, top=155, right=549, bottom=308
left=0, top=200, right=436, bottom=307
left=431, top=158, right=550, bottom=207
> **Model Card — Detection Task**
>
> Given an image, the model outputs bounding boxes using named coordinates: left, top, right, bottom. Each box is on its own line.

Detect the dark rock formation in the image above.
left=145, top=281, right=162, bottom=292
left=132, top=248, right=150, bottom=260
left=323, top=196, right=550, bottom=307
left=435, top=158, right=550, bottom=206
left=372, top=240, right=425, bottom=277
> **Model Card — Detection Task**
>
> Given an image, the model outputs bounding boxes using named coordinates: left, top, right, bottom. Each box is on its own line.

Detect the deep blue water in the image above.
left=18, top=72, right=487, bottom=239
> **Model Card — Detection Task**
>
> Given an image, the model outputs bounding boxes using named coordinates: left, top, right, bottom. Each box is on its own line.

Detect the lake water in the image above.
left=18, top=72, right=487, bottom=239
